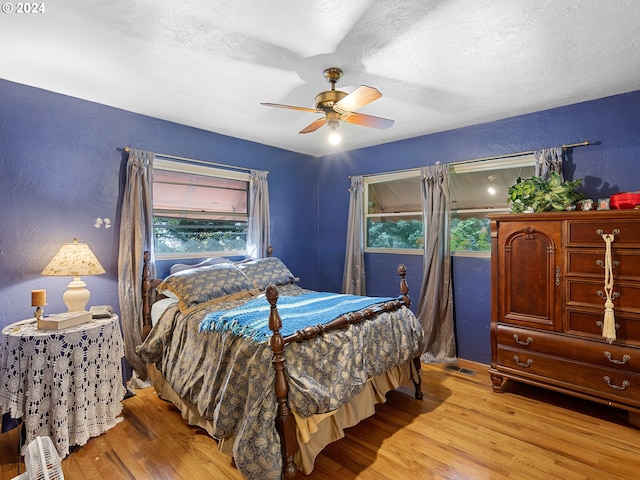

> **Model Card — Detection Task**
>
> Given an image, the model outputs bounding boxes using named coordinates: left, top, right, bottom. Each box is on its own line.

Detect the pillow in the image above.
left=169, top=257, right=231, bottom=275
left=157, top=263, right=257, bottom=313
left=151, top=297, right=178, bottom=326
left=159, top=289, right=179, bottom=300
left=237, top=257, right=296, bottom=290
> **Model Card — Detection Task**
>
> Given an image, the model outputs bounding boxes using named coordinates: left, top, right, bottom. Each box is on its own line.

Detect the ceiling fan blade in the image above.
left=299, top=117, right=327, bottom=134
left=260, top=102, right=318, bottom=113
left=334, top=85, right=382, bottom=113
left=342, top=112, right=394, bottom=130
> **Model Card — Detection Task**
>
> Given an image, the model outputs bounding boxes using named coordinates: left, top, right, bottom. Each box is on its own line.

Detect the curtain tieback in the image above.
left=601, top=232, right=617, bottom=343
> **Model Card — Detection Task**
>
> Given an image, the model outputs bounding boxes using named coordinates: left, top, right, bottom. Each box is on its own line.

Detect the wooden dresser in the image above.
left=489, top=210, right=640, bottom=414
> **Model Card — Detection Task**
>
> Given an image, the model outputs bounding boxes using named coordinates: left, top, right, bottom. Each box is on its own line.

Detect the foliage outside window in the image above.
left=153, top=159, right=250, bottom=260
left=450, top=216, right=491, bottom=252
left=365, top=172, right=423, bottom=253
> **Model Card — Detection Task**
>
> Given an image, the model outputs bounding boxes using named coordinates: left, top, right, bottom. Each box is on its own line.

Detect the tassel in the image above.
left=600, top=233, right=617, bottom=343
left=603, top=299, right=616, bottom=343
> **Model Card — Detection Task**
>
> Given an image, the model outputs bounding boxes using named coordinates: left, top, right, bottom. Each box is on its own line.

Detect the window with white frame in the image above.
left=152, top=158, right=250, bottom=260
left=449, top=155, right=536, bottom=256
left=362, top=155, right=536, bottom=256
left=364, top=171, right=423, bottom=254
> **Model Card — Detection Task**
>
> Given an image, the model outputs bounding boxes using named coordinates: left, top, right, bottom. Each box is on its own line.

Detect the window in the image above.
left=153, top=158, right=250, bottom=260
left=364, top=171, right=423, bottom=254
left=362, top=154, right=536, bottom=256
left=449, top=155, right=535, bottom=256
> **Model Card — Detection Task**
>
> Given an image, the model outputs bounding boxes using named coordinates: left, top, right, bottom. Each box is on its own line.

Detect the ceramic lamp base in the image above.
left=62, top=277, right=90, bottom=312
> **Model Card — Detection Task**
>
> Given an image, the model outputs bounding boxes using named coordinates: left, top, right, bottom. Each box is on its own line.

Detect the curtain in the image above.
left=534, top=147, right=563, bottom=180
left=416, top=164, right=457, bottom=363
left=117, top=149, right=155, bottom=383
left=342, top=175, right=366, bottom=295
left=246, top=169, right=271, bottom=259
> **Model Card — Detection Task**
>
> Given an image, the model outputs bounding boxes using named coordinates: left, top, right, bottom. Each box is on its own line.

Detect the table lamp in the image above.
left=41, top=238, right=106, bottom=312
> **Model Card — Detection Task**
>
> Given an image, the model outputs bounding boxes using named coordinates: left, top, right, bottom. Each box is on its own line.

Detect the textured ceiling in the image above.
left=1, top=0, right=639, bottom=157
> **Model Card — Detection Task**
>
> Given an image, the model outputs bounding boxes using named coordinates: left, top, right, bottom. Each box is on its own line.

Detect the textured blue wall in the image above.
left=0, top=79, right=318, bottom=328
left=318, top=90, right=640, bottom=364
left=2, top=77, right=639, bottom=365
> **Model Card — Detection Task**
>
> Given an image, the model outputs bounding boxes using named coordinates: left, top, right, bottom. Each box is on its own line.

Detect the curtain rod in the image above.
left=348, top=141, right=591, bottom=179
left=123, top=147, right=266, bottom=174
left=460, top=141, right=591, bottom=165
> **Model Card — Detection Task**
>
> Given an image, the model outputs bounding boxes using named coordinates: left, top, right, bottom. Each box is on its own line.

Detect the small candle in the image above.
left=31, top=289, right=47, bottom=307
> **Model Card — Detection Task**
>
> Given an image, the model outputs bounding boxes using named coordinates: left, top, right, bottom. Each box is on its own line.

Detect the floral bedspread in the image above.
left=137, top=284, right=424, bottom=480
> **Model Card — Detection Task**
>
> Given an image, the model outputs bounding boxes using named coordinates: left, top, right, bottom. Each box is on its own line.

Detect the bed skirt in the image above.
left=146, top=362, right=412, bottom=475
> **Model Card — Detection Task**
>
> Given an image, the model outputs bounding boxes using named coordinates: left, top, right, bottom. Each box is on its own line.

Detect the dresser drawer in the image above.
left=566, top=308, right=640, bottom=345
left=496, top=346, right=640, bottom=408
left=567, top=278, right=640, bottom=312
left=566, top=218, right=640, bottom=247
left=566, top=249, right=640, bottom=281
left=497, top=324, right=640, bottom=372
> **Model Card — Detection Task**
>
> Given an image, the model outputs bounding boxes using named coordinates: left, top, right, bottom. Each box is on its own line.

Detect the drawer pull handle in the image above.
left=513, top=356, right=533, bottom=368
left=596, top=228, right=620, bottom=237
left=596, top=320, right=620, bottom=330
left=513, top=334, right=533, bottom=346
left=604, top=351, right=631, bottom=365
left=597, top=290, right=620, bottom=300
left=603, top=376, right=630, bottom=391
left=596, top=259, right=620, bottom=269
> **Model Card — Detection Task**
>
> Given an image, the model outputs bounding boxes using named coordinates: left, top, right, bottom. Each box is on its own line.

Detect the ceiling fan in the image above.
left=261, top=67, right=394, bottom=143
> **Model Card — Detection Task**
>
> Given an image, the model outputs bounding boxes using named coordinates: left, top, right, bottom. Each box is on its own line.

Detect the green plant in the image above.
left=507, top=172, right=584, bottom=213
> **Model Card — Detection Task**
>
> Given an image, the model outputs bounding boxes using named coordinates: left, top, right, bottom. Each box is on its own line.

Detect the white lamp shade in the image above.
left=41, top=238, right=106, bottom=277
left=41, top=238, right=105, bottom=312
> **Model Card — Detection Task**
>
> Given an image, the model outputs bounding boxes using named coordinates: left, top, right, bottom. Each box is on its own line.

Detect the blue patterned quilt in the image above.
left=199, top=292, right=397, bottom=342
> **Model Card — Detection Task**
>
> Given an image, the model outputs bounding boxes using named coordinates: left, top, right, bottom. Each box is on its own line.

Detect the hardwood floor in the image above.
left=1, top=359, right=639, bottom=479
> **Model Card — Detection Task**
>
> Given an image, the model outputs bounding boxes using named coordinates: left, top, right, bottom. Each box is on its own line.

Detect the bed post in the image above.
left=142, top=251, right=153, bottom=341
left=397, top=264, right=410, bottom=307
left=266, top=285, right=299, bottom=479
left=397, top=264, right=423, bottom=399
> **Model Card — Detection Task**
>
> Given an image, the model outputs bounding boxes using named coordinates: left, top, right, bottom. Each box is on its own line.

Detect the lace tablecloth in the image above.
left=0, top=315, right=125, bottom=457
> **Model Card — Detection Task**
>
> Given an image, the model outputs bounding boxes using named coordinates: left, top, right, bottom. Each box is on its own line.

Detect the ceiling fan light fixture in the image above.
left=327, top=117, right=341, bottom=145
left=328, top=129, right=341, bottom=145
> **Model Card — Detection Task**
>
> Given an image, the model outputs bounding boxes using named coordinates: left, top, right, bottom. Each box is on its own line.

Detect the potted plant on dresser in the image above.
left=507, top=172, right=584, bottom=213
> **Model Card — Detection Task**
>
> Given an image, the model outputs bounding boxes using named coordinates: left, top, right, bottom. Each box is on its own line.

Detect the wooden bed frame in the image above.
left=141, top=251, right=423, bottom=479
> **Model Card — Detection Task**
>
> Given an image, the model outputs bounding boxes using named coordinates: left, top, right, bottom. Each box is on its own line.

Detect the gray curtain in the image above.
left=417, top=164, right=457, bottom=363
left=246, top=169, right=271, bottom=259
left=342, top=175, right=366, bottom=295
left=534, top=147, right=563, bottom=180
left=117, top=149, right=155, bottom=383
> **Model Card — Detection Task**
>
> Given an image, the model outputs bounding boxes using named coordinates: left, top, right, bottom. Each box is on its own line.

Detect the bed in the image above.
left=136, top=250, right=424, bottom=479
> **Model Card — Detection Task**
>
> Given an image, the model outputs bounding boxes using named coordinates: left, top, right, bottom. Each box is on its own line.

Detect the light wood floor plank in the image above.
left=1, top=360, right=638, bottom=479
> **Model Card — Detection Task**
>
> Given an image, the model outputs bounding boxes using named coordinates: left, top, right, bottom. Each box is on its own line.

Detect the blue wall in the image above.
left=2, top=76, right=639, bottom=365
